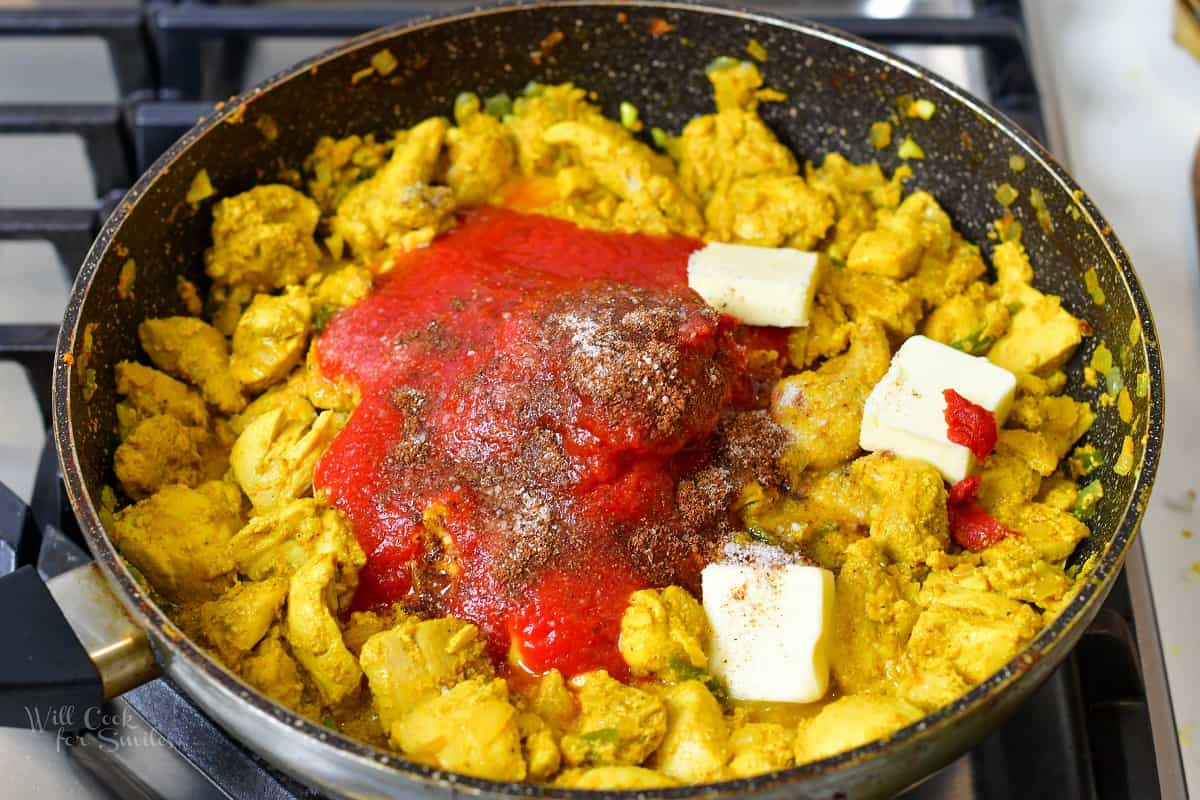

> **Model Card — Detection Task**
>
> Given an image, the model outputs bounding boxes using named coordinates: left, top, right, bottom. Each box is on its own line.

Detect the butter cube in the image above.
left=687, top=242, right=821, bottom=327
left=859, top=335, right=1017, bottom=482
left=702, top=562, right=834, bottom=704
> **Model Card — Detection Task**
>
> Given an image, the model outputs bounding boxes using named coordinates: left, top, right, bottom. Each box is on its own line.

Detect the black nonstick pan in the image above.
left=0, top=3, right=1165, bottom=798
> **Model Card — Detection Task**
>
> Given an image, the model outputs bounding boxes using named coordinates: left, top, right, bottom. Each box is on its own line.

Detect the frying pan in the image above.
left=0, top=2, right=1163, bottom=798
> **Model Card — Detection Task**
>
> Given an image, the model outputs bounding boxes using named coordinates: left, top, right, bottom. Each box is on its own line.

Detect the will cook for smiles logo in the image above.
left=24, top=705, right=169, bottom=752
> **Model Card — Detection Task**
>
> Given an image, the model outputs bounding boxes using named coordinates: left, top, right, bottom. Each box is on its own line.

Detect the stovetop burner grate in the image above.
left=0, top=2, right=1178, bottom=798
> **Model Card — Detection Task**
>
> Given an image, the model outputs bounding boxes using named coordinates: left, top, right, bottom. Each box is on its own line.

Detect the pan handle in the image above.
left=0, top=563, right=159, bottom=728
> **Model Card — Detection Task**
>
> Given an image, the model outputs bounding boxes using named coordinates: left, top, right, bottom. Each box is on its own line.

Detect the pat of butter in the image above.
left=859, top=335, right=1017, bottom=483
left=687, top=242, right=821, bottom=327
left=702, top=562, right=834, bottom=704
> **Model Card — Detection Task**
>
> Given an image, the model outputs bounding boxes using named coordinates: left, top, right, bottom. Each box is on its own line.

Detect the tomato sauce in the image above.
left=947, top=476, right=1017, bottom=552
left=943, top=388, right=998, bottom=461
left=314, top=207, right=770, bottom=677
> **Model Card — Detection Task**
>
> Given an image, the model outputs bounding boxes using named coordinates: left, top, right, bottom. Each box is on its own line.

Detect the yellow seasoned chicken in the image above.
left=197, top=577, right=289, bottom=662
left=114, top=360, right=208, bottom=436
left=441, top=93, right=517, bottom=204
left=113, top=414, right=220, bottom=499
left=331, top=117, right=455, bottom=259
left=649, top=681, right=729, bottom=783
left=139, top=316, right=245, bottom=414
left=618, top=586, right=708, bottom=680
left=112, top=480, right=244, bottom=601
left=286, top=554, right=363, bottom=706
left=560, top=671, right=667, bottom=767
left=205, top=184, right=322, bottom=291
left=771, top=319, right=890, bottom=470
left=358, top=617, right=494, bottom=731
left=392, top=677, right=526, bottom=781
left=230, top=287, right=312, bottom=393
left=230, top=407, right=343, bottom=512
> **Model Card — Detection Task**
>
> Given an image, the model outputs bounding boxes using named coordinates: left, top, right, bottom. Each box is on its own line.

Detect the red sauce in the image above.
left=947, top=476, right=1017, bottom=552
left=314, top=207, right=775, bottom=677
left=943, top=389, right=998, bottom=461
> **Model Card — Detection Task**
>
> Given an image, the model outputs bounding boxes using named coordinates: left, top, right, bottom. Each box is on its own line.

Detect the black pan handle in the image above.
left=0, top=565, right=102, bottom=728
left=0, top=563, right=159, bottom=729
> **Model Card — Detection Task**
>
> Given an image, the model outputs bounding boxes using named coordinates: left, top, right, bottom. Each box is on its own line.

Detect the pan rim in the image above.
left=52, top=0, right=1165, bottom=796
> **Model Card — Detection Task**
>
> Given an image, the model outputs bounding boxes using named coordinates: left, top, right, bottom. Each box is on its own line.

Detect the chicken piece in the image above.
left=111, top=480, right=243, bottom=601
left=845, top=191, right=947, bottom=280
left=230, top=371, right=315, bottom=434
left=704, top=175, right=835, bottom=249
left=441, top=93, right=516, bottom=204
left=230, top=406, right=344, bottom=512
left=804, top=154, right=910, bottom=261
left=341, top=605, right=405, bottom=656
left=794, top=695, right=923, bottom=762
left=358, top=617, right=494, bottom=731
left=971, top=537, right=1074, bottom=608
left=198, top=577, right=289, bottom=662
left=560, top=671, right=668, bottom=767
left=542, top=119, right=703, bottom=237
left=830, top=268, right=923, bottom=338
left=205, top=184, right=322, bottom=292
left=850, top=451, right=950, bottom=566
left=771, top=319, right=890, bottom=470
left=230, top=287, right=313, bottom=393
left=528, top=669, right=577, bottom=732
left=905, top=239, right=987, bottom=310
left=114, top=361, right=208, bottom=437
left=307, top=265, right=374, bottom=312
left=649, top=681, right=729, bottom=783
left=677, top=63, right=798, bottom=204
left=518, top=713, right=562, bottom=781
left=831, top=539, right=921, bottom=695
left=727, top=722, right=794, bottom=778
left=285, top=554, right=363, bottom=706
left=787, top=289, right=853, bottom=368
left=988, top=282, right=1084, bottom=376
left=897, top=571, right=1042, bottom=710
left=304, top=132, right=392, bottom=212
left=138, top=317, right=245, bottom=414
left=209, top=283, right=255, bottom=337
left=922, top=282, right=1010, bottom=356
left=392, top=677, right=526, bottom=782
left=240, top=632, right=306, bottom=711
left=506, top=82, right=603, bottom=175
left=555, top=766, right=678, bottom=789
left=996, top=502, right=1090, bottom=563
left=618, top=586, right=708, bottom=680
left=114, top=414, right=215, bottom=500
left=228, top=498, right=364, bottom=603
left=331, top=118, right=454, bottom=259
left=977, top=429, right=1058, bottom=515
left=1008, top=394, right=1095, bottom=460
left=992, top=240, right=1035, bottom=285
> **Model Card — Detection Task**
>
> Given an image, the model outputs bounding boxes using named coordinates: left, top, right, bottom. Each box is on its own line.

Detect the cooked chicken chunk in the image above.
left=229, top=407, right=343, bottom=512
left=111, top=480, right=244, bottom=601
left=285, top=554, right=363, bottom=706
left=139, top=316, right=245, bottom=414
left=205, top=184, right=322, bottom=291
left=230, top=287, right=312, bottom=393
left=358, top=617, right=493, bottom=730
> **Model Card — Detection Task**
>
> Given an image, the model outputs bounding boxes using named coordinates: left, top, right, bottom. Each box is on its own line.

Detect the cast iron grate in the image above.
left=0, top=2, right=1166, bottom=799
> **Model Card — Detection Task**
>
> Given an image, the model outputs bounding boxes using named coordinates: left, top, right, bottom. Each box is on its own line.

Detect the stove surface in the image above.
left=0, top=1, right=1183, bottom=798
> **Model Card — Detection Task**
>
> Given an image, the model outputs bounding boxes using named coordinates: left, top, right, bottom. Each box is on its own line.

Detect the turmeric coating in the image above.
left=108, top=60, right=1099, bottom=789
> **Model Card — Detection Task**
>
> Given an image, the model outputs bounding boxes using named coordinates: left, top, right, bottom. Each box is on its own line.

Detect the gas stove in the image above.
left=0, top=1, right=1185, bottom=798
